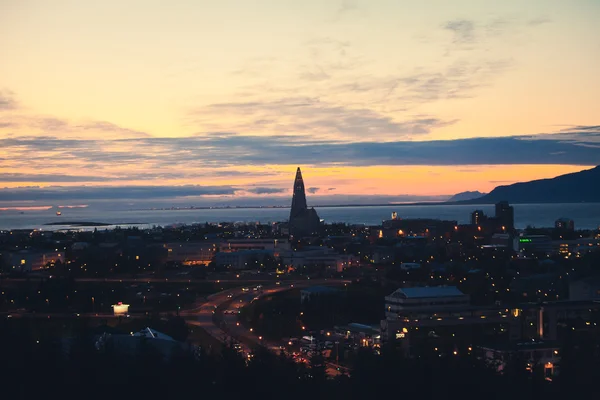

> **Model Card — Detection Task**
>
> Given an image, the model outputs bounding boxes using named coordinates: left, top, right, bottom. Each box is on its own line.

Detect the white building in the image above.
left=222, top=238, right=290, bottom=254
left=95, top=327, right=187, bottom=359
left=164, top=241, right=220, bottom=266
left=282, top=247, right=357, bottom=273
left=384, top=286, right=470, bottom=320
left=112, top=302, right=130, bottom=316
left=513, top=235, right=554, bottom=254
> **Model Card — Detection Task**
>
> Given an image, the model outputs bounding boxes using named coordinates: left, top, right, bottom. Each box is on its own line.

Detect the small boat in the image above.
left=56, top=211, right=62, bottom=216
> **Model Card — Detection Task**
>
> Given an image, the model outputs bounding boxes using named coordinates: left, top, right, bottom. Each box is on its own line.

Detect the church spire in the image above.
left=288, top=167, right=321, bottom=237
left=290, top=167, right=308, bottom=217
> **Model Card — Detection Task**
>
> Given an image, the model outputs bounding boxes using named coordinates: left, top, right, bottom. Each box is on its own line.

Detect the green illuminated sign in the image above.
left=519, top=238, right=532, bottom=243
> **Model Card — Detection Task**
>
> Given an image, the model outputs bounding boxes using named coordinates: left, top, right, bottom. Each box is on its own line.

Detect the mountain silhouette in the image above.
left=457, top=165, right=600, bottom=204
left=447, top=191, right=486, bottom=202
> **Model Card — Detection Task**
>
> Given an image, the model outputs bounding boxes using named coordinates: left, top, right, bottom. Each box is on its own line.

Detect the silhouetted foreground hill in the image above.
left=460, top=166, right=600, bottom=204
left=2, top=317, right=600, bottom=400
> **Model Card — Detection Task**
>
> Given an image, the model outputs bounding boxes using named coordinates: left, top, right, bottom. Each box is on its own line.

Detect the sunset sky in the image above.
left=1, top=0, right=599, bottom=206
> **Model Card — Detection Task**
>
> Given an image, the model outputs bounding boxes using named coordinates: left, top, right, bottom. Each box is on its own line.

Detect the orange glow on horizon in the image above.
left=1, top=2, right=598, bottom=202
left=0, top=164, right=591, bottom=198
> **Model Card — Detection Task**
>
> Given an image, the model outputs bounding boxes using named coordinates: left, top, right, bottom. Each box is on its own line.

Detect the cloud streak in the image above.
left=333, top=0, right=359, bottom=21
left=0, top=127, right=598, bottom=185
left=0, top=114, right=150, bottom=139
left=191, top=97, right=455, bottom=140
left=244, top=187, right=287, bottom=195
left=0, top=89, right=18, bottom=110
left=444, top=20, right=476, bottom=44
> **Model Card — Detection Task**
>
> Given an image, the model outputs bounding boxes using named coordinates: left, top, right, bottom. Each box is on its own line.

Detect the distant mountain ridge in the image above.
left=447, top=191, right=486, bottom=202
left=457, top=165, right=600, bottom=204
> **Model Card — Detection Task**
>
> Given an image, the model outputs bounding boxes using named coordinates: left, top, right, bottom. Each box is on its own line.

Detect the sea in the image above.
left=1, top=203, right=599, bottom=231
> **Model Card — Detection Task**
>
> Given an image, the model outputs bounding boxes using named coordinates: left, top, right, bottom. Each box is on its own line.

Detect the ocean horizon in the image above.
left=1, top=202, right=599, bottom=231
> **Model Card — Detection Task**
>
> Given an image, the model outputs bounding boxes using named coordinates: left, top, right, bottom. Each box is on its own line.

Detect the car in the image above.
left=242, top=287, right=249, bottom=292
left=227, top=293, right=233, bottom=298
left=275, top=281, right=281, bottom=285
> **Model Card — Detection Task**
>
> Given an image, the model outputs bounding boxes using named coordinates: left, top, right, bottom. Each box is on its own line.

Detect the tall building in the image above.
left=289, top=167, right=321, bottom=237
left=471, top=209, right=486, bottom=225
left=495, top=201, right=514, bottom=231
left=555, top=217, right=575, bottom=231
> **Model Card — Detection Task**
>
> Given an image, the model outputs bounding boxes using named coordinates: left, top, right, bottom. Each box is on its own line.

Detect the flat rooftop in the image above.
left=390, top=286, right=466, bottom=299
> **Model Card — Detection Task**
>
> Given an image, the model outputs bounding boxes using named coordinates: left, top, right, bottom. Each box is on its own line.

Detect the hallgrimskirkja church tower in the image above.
left=288, top=167, right=321, bottom=237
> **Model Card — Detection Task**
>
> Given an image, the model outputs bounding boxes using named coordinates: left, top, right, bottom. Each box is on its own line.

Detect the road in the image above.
left=2, top=276, right=283, bottom=284
left=183, top=279, right=351, bottom=375
left=184, top=281, right=315, bottom=354
left=2, top=312, right=124, bottom=319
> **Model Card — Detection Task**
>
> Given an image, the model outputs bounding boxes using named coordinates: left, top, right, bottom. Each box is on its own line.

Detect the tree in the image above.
left=0, top=255, right=9, bottom=273
left=164, top=316, right=189, bottom=342
left=556, top=333, right=600, bottom=397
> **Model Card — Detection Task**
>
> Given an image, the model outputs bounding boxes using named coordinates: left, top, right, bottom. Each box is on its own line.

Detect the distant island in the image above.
left=452, top=165, right=600, bottom=204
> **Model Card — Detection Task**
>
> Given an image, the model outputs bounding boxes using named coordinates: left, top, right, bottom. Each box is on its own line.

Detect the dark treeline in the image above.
left=1, top=318, right=600, bottom=400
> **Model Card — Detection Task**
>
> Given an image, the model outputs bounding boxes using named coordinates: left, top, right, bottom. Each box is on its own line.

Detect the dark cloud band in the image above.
left=1, top=128, right=597, bottom=174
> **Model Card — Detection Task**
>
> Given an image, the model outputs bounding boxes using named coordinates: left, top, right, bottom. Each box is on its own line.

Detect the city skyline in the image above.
left=1, top=0, right=599, bottom=206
